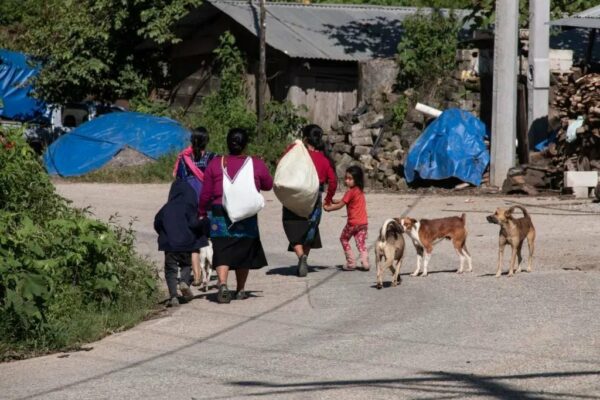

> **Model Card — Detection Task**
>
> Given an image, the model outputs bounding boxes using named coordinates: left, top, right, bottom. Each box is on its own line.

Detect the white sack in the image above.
left=222, top=157, right=265, bottom=223
left=273, top=140, right=319, bottom=217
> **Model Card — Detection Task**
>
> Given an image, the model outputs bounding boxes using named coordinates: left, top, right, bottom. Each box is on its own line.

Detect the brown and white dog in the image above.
left=397, top=214, right=472, bottom=277
left=486, top=206, right=535, bottom=277
left=375, top=219, right=405, bottom=289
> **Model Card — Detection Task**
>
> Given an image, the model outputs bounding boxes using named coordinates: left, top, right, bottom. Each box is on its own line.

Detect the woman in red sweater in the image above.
left=282, top=124, right=337, bottom=277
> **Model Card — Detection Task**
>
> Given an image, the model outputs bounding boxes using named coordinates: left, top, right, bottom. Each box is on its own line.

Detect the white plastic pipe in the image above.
left=415, top=103, right=443, bottom=118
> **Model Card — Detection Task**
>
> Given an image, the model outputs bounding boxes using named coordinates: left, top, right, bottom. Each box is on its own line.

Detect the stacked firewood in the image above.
left=552, top=72, right=600, bottom=174
left=504, top=71, right=599, bottom=194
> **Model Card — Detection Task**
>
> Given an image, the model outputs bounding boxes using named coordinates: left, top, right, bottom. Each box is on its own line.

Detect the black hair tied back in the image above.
left=227, top=128, right=249, bottom=155
left=302, top=124, right=324, bottom=150
left=191, top=127, right=209, bottom=159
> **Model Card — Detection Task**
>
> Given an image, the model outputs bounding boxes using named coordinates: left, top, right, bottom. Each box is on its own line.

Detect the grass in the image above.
left=62, top=153, right=177, bottom=183
left=0, top=282, right=162, bottom=362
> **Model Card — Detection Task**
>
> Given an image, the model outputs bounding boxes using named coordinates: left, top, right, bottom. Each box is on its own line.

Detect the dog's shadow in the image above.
left=266, top=265, right=329, bottom=276
left=478, top=271, right=532, bottom=278
left=369, top=269, right=460, bottom=289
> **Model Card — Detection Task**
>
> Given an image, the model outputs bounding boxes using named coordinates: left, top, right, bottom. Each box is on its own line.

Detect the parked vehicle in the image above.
left=1, top=49, right=125, bottom=152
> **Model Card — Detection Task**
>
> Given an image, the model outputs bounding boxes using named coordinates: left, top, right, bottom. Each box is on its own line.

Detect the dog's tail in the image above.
left=508, top=205, right=530, bottom=219
left=461, top=213, right=466, bottom=222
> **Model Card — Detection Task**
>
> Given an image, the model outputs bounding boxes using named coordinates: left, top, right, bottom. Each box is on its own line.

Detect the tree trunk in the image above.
left=257, top=0, right=267, bottom=137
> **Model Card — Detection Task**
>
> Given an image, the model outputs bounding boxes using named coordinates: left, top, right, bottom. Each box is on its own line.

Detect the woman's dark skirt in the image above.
left=209, top=205, right=267, bottom=270
left=282, top=195, right=323, bottom=252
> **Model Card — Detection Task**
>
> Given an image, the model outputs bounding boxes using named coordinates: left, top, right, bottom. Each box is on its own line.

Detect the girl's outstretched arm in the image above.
left=323, top=199, right=345, bottom=212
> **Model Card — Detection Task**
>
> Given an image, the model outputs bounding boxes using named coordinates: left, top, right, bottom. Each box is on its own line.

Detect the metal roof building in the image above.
left=167, top=1, right=470, bottom=129
left=205, top=0, right=470, bottom=61
left=550, top=5, right=600, bottom=29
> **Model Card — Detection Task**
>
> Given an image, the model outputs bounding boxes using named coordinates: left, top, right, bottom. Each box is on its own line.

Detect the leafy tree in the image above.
left=1, top=0, right=201, bottom=104
left=397, top=11, right=460, bottom=90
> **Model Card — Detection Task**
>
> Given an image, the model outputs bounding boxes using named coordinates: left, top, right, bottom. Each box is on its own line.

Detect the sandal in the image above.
left=234, top=290, right=249, bottom=300
left=217, top=284, right=231, bottom=304
left=341, top=265, right=356, bottom=271
left=356, top=266, right=370, bottom=272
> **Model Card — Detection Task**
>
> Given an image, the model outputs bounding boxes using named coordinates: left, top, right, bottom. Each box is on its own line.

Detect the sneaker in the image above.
left=166, top=297, right=180, bottom=308
left=234, top=290, right=248, bottom=300
left=179, top=282, right=194, bottom=301
left=217, top=284, right=231, bottom=304
left=297, top=255, right=308, bottom=277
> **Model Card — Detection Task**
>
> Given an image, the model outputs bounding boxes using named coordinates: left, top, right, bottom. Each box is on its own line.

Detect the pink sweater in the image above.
left=199, top=155, right=273, bottom=216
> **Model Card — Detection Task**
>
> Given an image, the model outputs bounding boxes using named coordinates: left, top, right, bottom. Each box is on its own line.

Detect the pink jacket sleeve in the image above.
left=198, top=158, right=217, bottom=216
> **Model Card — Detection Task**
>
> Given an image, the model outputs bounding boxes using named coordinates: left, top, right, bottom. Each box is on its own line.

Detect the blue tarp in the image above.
left=404, top=109, right=490, bottom=186
left=44, top=112, right=190, bottom=177
left=0, top=49, right=46, bottom=121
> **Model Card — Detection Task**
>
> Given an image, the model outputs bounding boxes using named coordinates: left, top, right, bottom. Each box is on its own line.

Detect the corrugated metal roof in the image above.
left=207, top=0, right=470, bottom=61
left=550, top=5, right=600, bottom=29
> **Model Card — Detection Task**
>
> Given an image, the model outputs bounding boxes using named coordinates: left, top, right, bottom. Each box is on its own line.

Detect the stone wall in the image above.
left=324, top=49, right=485, bottom=191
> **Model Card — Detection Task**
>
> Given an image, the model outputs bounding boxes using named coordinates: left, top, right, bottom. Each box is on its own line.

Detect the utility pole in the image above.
left=527, top=0, right=550, bottom=133
left=490, top=0, right=519, bottom=187
left=257, top=0, right=267, bottom=137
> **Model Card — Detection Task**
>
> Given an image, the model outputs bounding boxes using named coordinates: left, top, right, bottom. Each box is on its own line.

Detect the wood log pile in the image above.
left=552, top=71, right=600, bottom=176
left=505, top=71, right=600, bottom=194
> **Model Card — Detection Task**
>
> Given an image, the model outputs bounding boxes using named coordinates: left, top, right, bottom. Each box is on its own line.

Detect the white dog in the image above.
left=199, top=240, right=214, bottom=292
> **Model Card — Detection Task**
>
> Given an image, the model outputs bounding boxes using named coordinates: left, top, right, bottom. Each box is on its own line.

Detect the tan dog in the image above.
left=486, top=206, right=535, bottom=277
left=397, top=214, right=472, bottom=276
left=375, top=219, right=405, bottom=289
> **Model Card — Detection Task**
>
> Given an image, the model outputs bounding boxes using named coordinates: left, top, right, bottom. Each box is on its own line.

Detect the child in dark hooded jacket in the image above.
left=154, top=180, right=208, bottom=307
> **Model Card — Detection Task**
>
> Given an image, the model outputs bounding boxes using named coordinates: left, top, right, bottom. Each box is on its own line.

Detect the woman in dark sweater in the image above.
left=199, top=128, right=273, bottom=303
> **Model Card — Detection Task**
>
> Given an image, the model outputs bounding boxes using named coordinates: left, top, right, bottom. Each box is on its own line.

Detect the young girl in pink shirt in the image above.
left=324, top=165, right=369, bottom=271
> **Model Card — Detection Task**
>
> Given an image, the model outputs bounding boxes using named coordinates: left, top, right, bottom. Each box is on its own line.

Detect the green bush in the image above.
left=396, top=11, right=460, bottom=91
left=0, top=128, right=159, bottom=360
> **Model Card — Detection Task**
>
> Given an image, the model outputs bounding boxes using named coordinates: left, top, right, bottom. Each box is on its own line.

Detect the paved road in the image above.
left=2, top=184, right=600, bottom=400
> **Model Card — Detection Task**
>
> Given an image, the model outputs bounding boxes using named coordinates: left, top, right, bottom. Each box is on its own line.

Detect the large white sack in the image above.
left=273, top=140, right=319, bottom=217
left=222, top=156, right=265, bottom=223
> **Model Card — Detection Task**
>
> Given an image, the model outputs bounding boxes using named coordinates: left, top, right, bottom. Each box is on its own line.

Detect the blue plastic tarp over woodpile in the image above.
left=44, top=112, right=190, bottom=177
left=0, top=49, right=46, bottom=121
left=404, top=109, right=490, bottom=186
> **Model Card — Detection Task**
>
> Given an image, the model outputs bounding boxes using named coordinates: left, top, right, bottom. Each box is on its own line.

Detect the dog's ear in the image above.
left=410, top=218, right=417, bottom=225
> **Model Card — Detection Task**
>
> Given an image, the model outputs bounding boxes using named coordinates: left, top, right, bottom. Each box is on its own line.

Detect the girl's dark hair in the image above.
left=302, top=124, right=337, bottom=175
left=227, top=128, right=249, bottom=155
left=191, top=127, right=209, bottom=160
left=346, top=165, right=364, bottom=191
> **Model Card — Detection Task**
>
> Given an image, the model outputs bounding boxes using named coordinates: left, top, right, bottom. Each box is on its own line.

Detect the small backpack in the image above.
left=221, top=156, right=265, bottom=223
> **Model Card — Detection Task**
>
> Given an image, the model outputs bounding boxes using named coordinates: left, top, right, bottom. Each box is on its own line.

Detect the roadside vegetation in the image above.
left=66, top=32, right=306, bottom=183
left=0, top=128, right=160, bottom=361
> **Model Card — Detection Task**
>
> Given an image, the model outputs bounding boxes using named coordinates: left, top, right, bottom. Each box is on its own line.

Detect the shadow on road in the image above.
left=266, top=265, right=329, bottom=276
left=226, top=370, right=600, bottom=399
